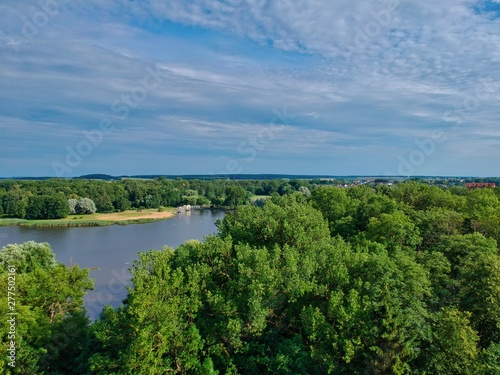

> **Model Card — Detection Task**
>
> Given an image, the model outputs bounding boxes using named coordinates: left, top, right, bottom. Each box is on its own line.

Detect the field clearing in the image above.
left=73, top=208, right=176, bottom=221
left=0, top=208, right=177, bottom=227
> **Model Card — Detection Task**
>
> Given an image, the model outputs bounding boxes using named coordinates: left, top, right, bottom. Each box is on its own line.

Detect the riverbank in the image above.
left=0, top=208, right=177, bottom=227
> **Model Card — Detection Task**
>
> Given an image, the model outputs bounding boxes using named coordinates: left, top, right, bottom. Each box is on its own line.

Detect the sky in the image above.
left=1, top=0, right=500, bottom=177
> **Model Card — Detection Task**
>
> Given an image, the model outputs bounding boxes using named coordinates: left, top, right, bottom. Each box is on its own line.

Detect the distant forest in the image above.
left=1, top=181, right=500, bottom=373
left=0, top=177, right=329, bottom=219
left=0, top=176, right=498, bottom=220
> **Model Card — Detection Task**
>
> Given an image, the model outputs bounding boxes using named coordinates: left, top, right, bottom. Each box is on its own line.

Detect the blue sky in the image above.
left=1, top=0, right=500, bottom=177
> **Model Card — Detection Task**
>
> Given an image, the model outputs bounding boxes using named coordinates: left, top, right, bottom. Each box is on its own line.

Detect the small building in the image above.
left=465, top=182, right=496, bottom=189
left=176, top=204, right=201, bottom=213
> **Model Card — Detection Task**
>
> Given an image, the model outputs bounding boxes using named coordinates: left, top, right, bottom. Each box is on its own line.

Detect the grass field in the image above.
left=0, top=208, right=177, bottom=227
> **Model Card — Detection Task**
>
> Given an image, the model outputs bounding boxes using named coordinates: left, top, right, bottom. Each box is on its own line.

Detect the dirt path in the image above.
left=93, top=211, right=175, bottom=221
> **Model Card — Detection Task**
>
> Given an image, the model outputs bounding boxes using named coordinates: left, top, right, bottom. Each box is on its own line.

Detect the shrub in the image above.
left=75, top=198, right=97, bottom=214
left=68, top=198, right=78, bottom=214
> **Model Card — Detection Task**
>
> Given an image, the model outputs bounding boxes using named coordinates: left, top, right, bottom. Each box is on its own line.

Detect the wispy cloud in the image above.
left=0, top=0, right=499, bottom=176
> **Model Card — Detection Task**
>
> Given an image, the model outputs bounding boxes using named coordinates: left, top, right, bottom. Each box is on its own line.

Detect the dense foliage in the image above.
left=26, top=195, right=70, bottom=219
left=1, top=181, right=500, bottom=374
left=0, top=178, right=316, bottom=218
left=73, top=198, right=97, bottom=215
left=0, top=242, right=93, bottom=374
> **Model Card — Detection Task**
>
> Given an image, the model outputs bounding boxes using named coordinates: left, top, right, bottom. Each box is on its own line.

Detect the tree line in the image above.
left=0, top=178, right=315, bottom=219
left=1, top=181, right=500, bottom=373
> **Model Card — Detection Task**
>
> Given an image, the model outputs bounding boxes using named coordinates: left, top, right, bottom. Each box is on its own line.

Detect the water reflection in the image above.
left=0, top=209, right=225, bottom=319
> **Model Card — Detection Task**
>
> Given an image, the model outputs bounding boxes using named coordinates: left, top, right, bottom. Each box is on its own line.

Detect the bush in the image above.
left=158, top=206, right=167, bottom=212
left=68, top=198, right=78, bottom=214
left=75, top=198, right=97, bottom=214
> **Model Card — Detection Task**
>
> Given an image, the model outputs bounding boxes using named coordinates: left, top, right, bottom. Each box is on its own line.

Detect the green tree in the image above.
left=94, top=194, right=115, bottom=213
left=224, top=186, right=246, bottom=208
left=422, top=308, right=480, bottom=375
left=457, top=246, right=500, bottom=346
left=366, top=211, right=422, bottom=250
left=353, top=193, right=399, bottom=232
left=465, top=187, right=500, bottom=220
left=90, top=195, right=438, bottom=373
left=26, top=195, right=69, bottom=219
left=416, top=250, right=455, bottom=311
left=278, top=182, right=294, bottom=195
left=479, top=343, right=500, bottom=374
left=302, top=246, right=432, bottom=374
left=311, top=187, right=359, bottom=238
left=112, top=195, right=131, bottom=212
left=388, top=181, right=459, bottom=211
left=0, top=242, right=93, bottom=374
left=3, top=179, right=498, bottom=373
left=2, top=188, right=29, bottom=219
left=411, top=208, right=464, bottom=249
left=218, top=194, right=329, bottom=252
left=0, top=241, right=57, bottom=273
left=434, top=234, right=500, bottom=346
left=89, top=248, right=206, bottom=374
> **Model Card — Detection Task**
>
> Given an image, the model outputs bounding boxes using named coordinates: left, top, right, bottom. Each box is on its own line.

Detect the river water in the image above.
left=0, top=209, right=226, bottom=320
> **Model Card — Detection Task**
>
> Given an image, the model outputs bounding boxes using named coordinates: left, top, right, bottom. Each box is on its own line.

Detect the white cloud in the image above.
left=1, top=0, right=500, bottom=175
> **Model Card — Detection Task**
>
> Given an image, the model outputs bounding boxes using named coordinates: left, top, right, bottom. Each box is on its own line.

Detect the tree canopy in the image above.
left=86, top=187, right=500, bottom=374
left=2, top=181, right=500, bottom=374
left=0, top=242, right=93, bottom=374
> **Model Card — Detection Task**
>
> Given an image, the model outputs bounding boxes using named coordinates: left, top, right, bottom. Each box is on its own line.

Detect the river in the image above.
left=0, top=209, right=226, bottom=320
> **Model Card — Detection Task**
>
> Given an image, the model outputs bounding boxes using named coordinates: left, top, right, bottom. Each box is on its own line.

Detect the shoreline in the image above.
left=0, top=209, right=177, bottom=228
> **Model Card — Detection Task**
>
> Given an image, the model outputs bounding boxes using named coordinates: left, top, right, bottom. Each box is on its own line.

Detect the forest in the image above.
left=0, top=178, right=317, bottom=219
left=1, top=181, right=500, bottom=374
